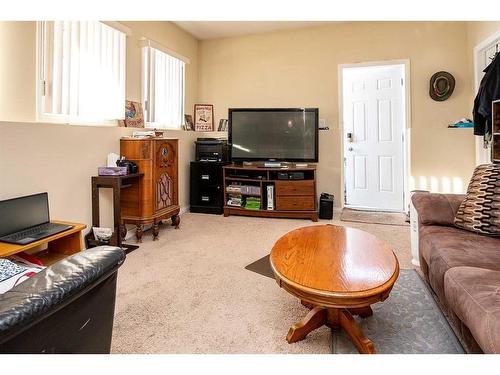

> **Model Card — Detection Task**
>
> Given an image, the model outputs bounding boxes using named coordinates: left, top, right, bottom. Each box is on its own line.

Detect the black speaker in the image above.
left=319, top=193, right=334, bottom=220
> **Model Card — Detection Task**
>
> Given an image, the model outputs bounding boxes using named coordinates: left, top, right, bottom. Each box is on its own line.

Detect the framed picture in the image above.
left=194, top=104, right=214, bottom=131
left=184, top=114, right=194, bottom=131
left=119, top=100, right=145, bottom=128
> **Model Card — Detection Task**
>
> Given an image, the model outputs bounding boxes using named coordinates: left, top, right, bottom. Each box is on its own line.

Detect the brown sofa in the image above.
left=412, top=193, right=500, bottom=354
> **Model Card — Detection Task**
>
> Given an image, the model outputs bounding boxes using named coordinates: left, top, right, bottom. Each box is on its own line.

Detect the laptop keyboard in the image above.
left=6, top=223, right=53, bottom=241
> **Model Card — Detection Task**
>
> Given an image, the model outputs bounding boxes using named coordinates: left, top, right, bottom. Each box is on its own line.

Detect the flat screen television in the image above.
left=228, top=108, right=318, bottom=162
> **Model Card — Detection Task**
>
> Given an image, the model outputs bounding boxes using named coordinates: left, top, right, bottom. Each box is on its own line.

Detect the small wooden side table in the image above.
left=0, top=221, right=86, bottom=265
left=88, top=173, right=144, bottom=252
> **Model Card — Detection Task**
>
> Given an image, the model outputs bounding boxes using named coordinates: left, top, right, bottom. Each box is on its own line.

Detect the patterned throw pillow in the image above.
left=454, top=163, right=500, bottom=236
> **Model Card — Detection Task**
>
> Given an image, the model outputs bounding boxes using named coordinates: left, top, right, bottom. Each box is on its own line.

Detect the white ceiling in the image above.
left=173, top=21, right=333, bottom=40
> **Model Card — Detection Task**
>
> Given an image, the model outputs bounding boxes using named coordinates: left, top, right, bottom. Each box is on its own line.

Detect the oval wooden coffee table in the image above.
left=270, top=224, right=399, bottom=354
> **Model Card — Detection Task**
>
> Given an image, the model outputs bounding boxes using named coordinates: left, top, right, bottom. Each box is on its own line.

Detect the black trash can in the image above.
left=319, top=193, right=334, bottom=220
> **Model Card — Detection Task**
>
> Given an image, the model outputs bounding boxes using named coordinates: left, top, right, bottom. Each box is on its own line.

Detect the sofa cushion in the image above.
left=419, top=225, right=500, bottom=301
left=412, top=193, right=465, bottom=226
left=444, top=267, right=500, bottom=353
left=454, top=163, right=500, bottom=236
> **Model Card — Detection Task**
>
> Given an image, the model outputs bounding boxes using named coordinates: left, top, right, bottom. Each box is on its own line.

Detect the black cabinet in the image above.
left=190, top=161, right=228, bottom=214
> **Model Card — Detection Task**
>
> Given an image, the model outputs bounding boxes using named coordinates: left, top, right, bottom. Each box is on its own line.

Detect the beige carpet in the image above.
left=111, top=212, right=412, bottom=354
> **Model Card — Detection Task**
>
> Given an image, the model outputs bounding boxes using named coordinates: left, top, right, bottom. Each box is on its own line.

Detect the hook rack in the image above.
left=489, top=43, right=499, bottom=61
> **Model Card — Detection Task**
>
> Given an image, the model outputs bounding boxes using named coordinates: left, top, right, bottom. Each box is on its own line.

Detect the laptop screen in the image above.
left=0, top=193, right=50, bottom=237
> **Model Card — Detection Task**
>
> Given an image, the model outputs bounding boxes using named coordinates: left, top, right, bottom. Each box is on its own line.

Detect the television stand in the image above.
left=223, top=163, right=318, bottom=222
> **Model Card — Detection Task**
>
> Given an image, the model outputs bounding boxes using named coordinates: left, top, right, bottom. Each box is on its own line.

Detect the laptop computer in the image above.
left=0, top=193, right=73, bottom=245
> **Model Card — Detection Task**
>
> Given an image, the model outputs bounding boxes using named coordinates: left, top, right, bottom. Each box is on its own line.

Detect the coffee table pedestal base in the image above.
left=287, top=305, right=375, bottom=354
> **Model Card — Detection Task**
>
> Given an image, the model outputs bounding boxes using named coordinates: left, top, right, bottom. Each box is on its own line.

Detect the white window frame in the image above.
left=141, top=39, right=187, bottom=130
left=36, top=21, right=128, bottom=126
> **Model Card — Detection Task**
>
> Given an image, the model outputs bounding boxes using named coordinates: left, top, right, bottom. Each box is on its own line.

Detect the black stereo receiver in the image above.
left=195, top=138, right=229, bottom=162
left=277, top=172, right=305, bottom=180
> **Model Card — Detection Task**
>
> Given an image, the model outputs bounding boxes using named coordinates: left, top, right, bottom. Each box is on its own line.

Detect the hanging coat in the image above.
left=473, top=52, right=500, bottom=137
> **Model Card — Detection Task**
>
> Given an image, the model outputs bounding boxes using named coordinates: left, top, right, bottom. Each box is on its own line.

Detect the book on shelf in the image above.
left=240, top=185, right=261, bottom=195
left=226, top=185, right=242, bottom=194
left=226, top=184, right=261, bottom=195
left=227, top=194, right=242, bottom=207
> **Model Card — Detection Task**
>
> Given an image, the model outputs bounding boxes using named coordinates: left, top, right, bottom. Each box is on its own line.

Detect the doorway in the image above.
left=473, top=30, right=500, bottom=165
left=340, top=62, right=408, bottom=212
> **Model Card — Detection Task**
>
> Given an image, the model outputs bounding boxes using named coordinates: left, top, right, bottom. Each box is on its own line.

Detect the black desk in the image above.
left=88, top=173, right=144, bottom=252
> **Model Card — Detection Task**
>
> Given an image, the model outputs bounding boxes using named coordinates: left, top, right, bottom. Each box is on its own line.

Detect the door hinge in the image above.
left=400, top=77, right=404, bottom=86
left=41, top=80, right=47, bottom=96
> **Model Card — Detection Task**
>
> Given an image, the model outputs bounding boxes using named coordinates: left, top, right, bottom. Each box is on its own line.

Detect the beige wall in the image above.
left=465, top=21, right=500, bottom=94
left=466, top=21, right=500, bottom=51
left=0, top=22, right=36, bottom=122
left=0, top=21, right=203, bottom=232
left=199, top=22, right=477, bottom=206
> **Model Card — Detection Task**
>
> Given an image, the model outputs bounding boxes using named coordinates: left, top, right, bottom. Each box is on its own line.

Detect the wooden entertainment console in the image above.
left=223, top=164, right=318, bottom=221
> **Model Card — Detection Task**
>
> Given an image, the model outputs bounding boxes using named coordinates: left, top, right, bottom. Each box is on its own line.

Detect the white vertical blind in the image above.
left=142, top=46, right=185, bottom=128
left=40, top=21, right=126, bottom=122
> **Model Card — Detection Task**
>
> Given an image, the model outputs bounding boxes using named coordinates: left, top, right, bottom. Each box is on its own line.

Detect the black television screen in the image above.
left=229, top=108, right=318, bottom=162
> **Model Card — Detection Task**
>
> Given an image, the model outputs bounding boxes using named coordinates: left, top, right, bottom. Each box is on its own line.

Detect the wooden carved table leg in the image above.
left=287, top=304, right=376, bottom=354
left=349, top=306, right=373, bottom=318
left=171, top=214, right=180, bottom=229
left=300, top=300, right=316, bottom=309
left=338, top=309, right=376, bottom=354
left=287, top=306, right=328, bottom=343
left=136, top=224, right=144, bottom=243
left=152, top=222, right=160, bottom=241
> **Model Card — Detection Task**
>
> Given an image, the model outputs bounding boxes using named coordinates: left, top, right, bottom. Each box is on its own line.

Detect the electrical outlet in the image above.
left=319, top=119, right=326, bottom=128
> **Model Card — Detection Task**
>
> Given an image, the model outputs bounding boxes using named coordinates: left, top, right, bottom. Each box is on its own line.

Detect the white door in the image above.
left=342, top=64, right=406, bottom=211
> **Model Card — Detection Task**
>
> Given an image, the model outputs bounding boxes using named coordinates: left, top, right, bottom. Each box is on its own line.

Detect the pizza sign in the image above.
left=194, top=104, right=214, bottom=131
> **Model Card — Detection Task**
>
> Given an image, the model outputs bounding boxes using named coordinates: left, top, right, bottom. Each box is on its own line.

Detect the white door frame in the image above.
left=338, top=59, right=412, bottom=212
left=473, top=29, right=500, bottom=165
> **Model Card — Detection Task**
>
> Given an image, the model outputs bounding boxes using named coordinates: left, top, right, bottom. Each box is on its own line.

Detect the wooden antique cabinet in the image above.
left=120, top=138, right=180, bottom=242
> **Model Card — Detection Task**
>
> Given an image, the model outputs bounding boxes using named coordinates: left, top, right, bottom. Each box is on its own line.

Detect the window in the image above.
left=142, top=43, right=186, bottom=129
left=37, top=21, right=126, bottom=123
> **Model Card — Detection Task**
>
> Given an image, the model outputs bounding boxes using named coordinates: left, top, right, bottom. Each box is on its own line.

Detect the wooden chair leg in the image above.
left=287, top=306, right=327, bottom=344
